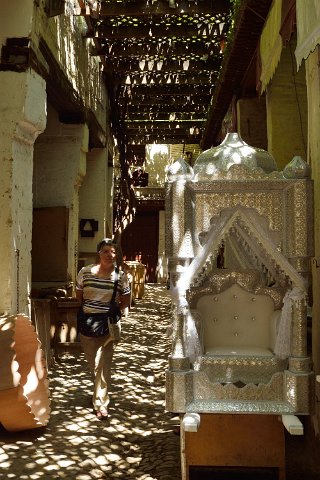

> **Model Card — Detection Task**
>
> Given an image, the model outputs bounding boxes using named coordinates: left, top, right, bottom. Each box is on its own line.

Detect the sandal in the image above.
left=96, top=408, right=109, bottom=420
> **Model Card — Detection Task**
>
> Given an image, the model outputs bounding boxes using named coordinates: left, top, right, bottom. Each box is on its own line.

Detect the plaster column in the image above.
left=33, top=106, right=88, bottom=288
left=0, top=70, right=46, bottom=315
left=305, top=47, right=320, bottom=395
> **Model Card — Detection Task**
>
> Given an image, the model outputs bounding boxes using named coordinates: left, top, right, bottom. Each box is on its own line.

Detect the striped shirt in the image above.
left=76, top=265, right=130, bottom=314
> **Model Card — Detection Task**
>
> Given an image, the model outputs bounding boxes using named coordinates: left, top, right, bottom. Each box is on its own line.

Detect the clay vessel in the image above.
left=0, top=314, right=51, bottom=431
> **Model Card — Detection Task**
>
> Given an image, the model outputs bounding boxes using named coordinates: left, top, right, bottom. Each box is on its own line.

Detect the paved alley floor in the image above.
left=1, top=284, right=320, bottom=480
left=0, top=285, right=180, bottom=480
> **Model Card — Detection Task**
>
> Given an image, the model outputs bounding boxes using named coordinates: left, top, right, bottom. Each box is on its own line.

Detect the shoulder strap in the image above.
left=111, top=267, right=119, bottom=303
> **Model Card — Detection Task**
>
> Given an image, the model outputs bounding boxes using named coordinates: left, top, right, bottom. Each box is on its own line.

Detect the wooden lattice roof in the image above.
left=80, top=0, right=232, bottom=146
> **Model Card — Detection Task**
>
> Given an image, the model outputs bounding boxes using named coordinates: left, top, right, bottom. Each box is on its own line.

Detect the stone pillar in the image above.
left=306, top=47, right=320, bottom=371
left=33, top=104, right=88, bottom=288
left=266, top=40, right=308, bottom=170
left=305, top=46, right=320, bottom=434
left=0, top=70, right=46, bottom=315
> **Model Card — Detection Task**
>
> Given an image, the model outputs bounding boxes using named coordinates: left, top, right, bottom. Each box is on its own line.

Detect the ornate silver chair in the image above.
left=166, top=136, right=314, bottom=418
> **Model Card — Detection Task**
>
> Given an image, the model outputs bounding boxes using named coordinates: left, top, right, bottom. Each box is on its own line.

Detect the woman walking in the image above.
left=76, top=238, right=131, bottom=419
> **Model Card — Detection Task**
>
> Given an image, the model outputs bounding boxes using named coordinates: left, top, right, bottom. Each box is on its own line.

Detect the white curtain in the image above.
left=295, top=0, right=320, bottom=69
left=260, top=0, right=283, bottom=93
left=274, top=287, right=306, bottom=359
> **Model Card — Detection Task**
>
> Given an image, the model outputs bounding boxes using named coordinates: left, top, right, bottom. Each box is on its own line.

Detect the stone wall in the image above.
left=237, top=97, right=268, bottom=151
left=0, top=1, right=111, bottom=313
left=0, top=70, right=46, bottom=314
left=78, top=148, right=114, bottom=256
left=306, top=46, right=320, bottom=436
left=0, top=0, right=34, bottom=46
left=32, top=0, right=108, bottom=132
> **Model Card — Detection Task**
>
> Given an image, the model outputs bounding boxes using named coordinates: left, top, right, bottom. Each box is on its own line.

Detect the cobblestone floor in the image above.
left=0, top=285, right=180, bottom=480
left=1, top=284, right=320, bottom=480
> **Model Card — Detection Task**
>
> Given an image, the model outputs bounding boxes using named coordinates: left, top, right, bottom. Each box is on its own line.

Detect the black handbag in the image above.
left=77, top=267, right=121, bottom=337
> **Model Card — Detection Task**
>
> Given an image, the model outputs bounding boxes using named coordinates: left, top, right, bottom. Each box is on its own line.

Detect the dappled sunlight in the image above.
left=0, top=285, right=180, bottom=480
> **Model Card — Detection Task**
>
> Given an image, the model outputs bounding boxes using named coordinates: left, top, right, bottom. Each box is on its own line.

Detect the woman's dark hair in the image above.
left=97, top=238, right=117, bottom=252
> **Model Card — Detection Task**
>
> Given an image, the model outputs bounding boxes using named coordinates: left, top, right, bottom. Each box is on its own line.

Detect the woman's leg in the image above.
left=80, top=334, right=99, bottom=375
left=94, top=339, right=114, bottom=410
left=80, top=334, right=114, bottom=412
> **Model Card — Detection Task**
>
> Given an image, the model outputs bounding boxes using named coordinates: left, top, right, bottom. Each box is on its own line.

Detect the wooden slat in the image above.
left=105, top=56, right=220, bottom=74
left=126, top=113, right=206, bottom=122
left=127, top=119, right=204, bottom=127
left=114, top=71, right=217, bottom=85
left=127, top=133, right=202, bottom=144
left=94, top=40, right=221, bottom=57
left=125, top=98, right=211, bottom=108
left=119, top=84, right=213, bottom=96
left=99, top=0, right=231, bottom=16
left=92, top=23, right=225, bottom=40
left=79, top=0, right=232, bottom=152
left=127, top=128, right=202, bottom=134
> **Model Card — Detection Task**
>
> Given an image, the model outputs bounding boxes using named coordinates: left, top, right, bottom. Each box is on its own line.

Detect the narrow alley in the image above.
left=2, top=2, right=320, bottom=479
left=0, top=285, right=180, bottom=480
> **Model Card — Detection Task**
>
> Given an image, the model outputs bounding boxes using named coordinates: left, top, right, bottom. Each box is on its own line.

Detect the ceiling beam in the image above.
left=127, top=133, right=202, bottom=144
left=94, top=40, right=221, bottom=57
left=119, top=85, right=213, bottom=98
left=79, top=0, right=233, bottom=150
left=121, top=94, right=211, bottom=106
left=114, top=71, right=217, bottom=85
left=99, top=0, right=231, bottom=17
left=91, top=23, right=225, bottom=40
left=104, top=56, right=220, bottom=74
left=127, top=120, right=205, bottom=129
left=126, top=101, right=210, bottom=111
left=125, top=112, right=207, bottom=121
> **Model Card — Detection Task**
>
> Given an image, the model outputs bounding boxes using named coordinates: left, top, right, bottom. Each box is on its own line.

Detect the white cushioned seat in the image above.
left=189, top=282, right=286, bottom=384
left=205, top=346, right=274, bottom=357
left=196, top=284, right=280, bottom=356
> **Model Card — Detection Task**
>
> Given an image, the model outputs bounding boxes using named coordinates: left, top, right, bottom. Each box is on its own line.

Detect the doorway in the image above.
left=121, top=210, right=159, bottom=282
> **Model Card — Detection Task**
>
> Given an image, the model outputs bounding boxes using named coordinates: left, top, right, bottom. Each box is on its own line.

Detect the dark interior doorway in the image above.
left=121, top=210, right=159, bottom=283
left=32, top=206, right=69, bottom=283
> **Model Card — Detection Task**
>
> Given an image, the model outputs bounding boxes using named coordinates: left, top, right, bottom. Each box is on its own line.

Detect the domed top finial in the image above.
left=166, top=157, right=194, bottom=182
left=283, top=156, right=310, bottom=179
left=193, top=133, right=278, bottom=180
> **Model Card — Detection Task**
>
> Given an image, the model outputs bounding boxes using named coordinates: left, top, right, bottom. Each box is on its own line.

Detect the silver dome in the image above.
left=193, top=133, right=278, bottom=179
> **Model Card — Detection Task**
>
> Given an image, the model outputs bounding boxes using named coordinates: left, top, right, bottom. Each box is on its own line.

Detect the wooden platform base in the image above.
left=181, top=414, right=286, bottom=480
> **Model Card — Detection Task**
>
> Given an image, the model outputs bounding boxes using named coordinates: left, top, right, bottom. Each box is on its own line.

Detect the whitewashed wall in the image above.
left=0, top=0, right=34, bottom=46
left=0, top=70, right=46, bottom=314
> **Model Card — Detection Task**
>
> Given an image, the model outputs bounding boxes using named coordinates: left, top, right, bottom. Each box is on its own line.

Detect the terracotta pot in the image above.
left=0, top=314, right=51, bottom=431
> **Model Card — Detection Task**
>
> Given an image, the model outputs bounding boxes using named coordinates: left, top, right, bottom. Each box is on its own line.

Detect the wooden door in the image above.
left=121, top=210, right=159, bottom=283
